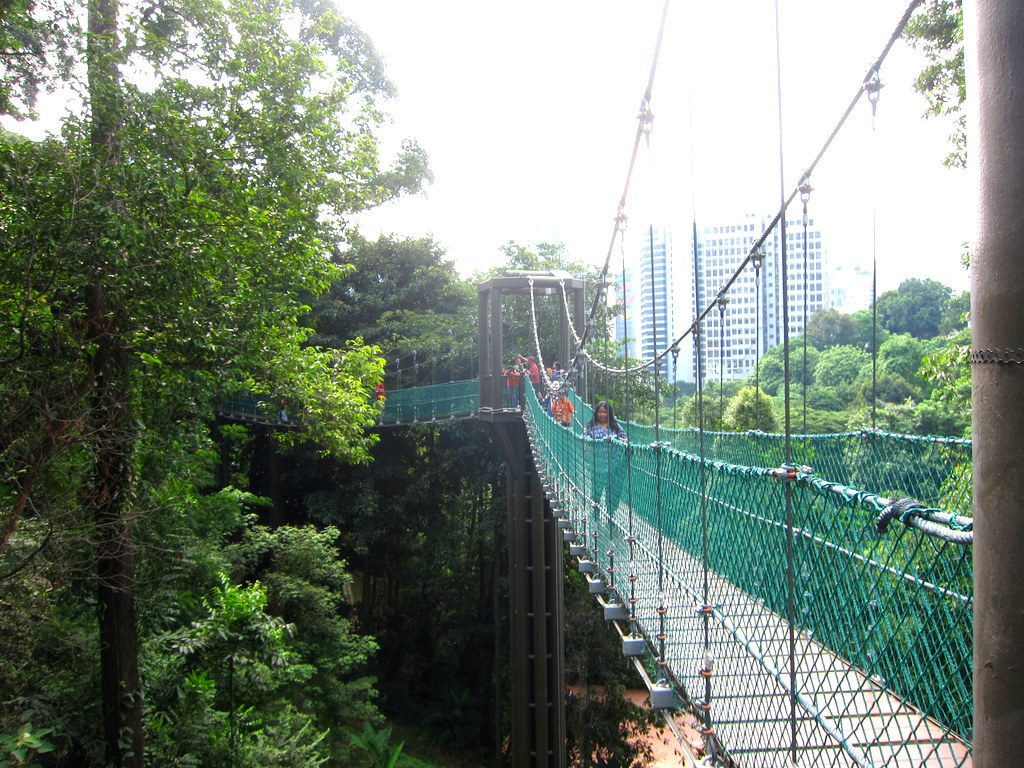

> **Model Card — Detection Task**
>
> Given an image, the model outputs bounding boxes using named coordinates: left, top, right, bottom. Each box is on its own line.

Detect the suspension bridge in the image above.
left=375, top=343, right=972, bottom=768
left=218, top=270, right=975, bottom=767
left=212, top=0, right=1024, bottom=763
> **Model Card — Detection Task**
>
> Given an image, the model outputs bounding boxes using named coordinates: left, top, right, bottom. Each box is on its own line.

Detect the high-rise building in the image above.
left=614, top=213, right=829, bottom=387
left=830, top=263, right=873, bottom=312
left=615, top=226, right=693, bottom=384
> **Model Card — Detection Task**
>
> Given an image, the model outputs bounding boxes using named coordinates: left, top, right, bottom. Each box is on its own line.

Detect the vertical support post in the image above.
left=478, top=273, right=577, bottom=768
left=970, top=1, right=1024, bottom=764
left=505, top=443, right=529, bottom=765
left=558, top=300, right=569, bottom=382
left=478, top=284, right=504, bottom=411
left=502, top=425, right=566, bottom=768
left=478, top=287, right=491, bottom=402
left=573, top=283, right=587, bottom=402
left=491, top=287, right=505, bottom=407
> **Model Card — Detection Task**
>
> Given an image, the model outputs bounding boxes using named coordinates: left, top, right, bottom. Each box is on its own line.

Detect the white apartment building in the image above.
left=615, top=213, right=830, bottom=386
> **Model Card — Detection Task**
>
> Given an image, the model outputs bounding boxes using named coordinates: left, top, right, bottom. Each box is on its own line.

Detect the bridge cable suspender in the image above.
left=679, top=47, right=718, bottom=754
left=867, top=65, right=882, bottom=431
left=578, top=0, right=672, bottom=361
left=771, top=0, right=800, bottom=761
left=615, top=231, right=644, bottom=650
left=753, top=249, right=764, bottom=427
left=690, top=203, right=719, bottom=757
left=800, top=173, right=813, bottom=437
left=717, top=295, right=727, bottom=426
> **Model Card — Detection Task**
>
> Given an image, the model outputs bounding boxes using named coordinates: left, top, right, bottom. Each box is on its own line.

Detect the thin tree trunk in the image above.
left=88, top=285, right=143, bottom=768
left=87, top=0, right=143, bottom=763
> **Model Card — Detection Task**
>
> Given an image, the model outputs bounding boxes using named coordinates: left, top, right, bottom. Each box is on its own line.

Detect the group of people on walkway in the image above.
left=502, top=355, right=563, bottom=410
left=501, top=354, right=629, bottom=512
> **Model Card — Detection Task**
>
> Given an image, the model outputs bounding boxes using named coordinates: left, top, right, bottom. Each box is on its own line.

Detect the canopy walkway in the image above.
left=374, top=378, right=973, bottom=767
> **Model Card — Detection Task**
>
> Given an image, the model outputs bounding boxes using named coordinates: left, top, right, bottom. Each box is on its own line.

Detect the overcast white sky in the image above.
left=1, top=1, right=972, bottom=296
left=343, top=0, right=972, bottom=295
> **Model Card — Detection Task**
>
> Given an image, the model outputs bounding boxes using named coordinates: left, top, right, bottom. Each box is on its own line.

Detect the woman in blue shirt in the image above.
left=584, top=401, right=627, bottom=513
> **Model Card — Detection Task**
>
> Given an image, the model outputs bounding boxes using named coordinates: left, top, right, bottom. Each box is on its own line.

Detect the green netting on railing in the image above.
left=524, top=387, right=973, bottom=768
left=379, top=379, right=479, bottom=424
left=620, top=425, right=973, bottom=514
left=216, top=394, right=290, bottom=425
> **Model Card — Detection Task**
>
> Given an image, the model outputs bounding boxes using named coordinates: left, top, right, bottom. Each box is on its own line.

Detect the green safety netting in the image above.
left=216, top=394, right=290, bottom=424
left=379, top=379, right=479, bottom=424
left=524, top=385, right=972, bottom=768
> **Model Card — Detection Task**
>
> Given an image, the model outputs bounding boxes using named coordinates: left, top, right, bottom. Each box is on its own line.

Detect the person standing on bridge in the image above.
left=503, top=360, right=522, bottom=409
left=584, top=401, right=627, bottom=513
left=550, top=383, right=575, bottom=427
left=526, top=356, right=542, bottom=399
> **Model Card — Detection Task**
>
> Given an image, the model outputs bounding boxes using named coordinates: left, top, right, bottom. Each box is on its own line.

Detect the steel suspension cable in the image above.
left=772, top=0, right=798, bottom=762
left=574, top=0, right=672, bottom=366
left=867, top=66, right=882, bottom=431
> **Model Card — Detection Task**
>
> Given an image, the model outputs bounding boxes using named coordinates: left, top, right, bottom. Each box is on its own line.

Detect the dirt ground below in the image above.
left=623, top=689, right=704, bottom=767
left=565, top=686, right=704, bottom=767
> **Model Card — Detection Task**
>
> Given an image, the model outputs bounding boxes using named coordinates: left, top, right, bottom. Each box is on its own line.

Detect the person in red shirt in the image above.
left=526, top=356, right=541, bottom=398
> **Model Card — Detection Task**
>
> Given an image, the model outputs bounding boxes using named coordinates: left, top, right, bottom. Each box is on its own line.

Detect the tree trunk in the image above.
left=87, top=0, right=143, bottom=764
left=87, top=284, right=144, bottom=768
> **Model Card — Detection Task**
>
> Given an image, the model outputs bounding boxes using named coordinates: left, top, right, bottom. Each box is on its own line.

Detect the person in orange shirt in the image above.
left=550, top=384, right=575, bottom=427
left=502, top=361, right=522, bottom=409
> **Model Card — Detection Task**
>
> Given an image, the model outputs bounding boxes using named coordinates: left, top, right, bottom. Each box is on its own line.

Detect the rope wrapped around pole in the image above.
left=875, top=497, right=974, bottom=545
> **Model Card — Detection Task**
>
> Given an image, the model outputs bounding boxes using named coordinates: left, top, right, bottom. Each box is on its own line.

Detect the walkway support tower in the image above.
left=477, top=271, right=585, bottom=768
left=971, top=1, right=1024, bottom=764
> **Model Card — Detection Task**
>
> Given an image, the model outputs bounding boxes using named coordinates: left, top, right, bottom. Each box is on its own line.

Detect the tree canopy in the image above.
left=0, top=1, right=430, bottom=763
left=905, top=0, right=965, bottom=167
left=875, top=278, right=954, bottom=340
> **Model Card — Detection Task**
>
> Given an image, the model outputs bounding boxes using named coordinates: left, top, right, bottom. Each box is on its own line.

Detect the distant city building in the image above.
left=614, top=213, right=830, bottom=386
left=830, top=263, right=873, bottom=313
left=615, top=226, right=693, bottom=384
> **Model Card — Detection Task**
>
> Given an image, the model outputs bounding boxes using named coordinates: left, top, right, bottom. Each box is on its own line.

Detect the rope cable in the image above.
left=771, top=0, right=798, bottom=761
left=574, top=0, right=672, bottom=362
left=647, top=0, right=924, bottom=381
